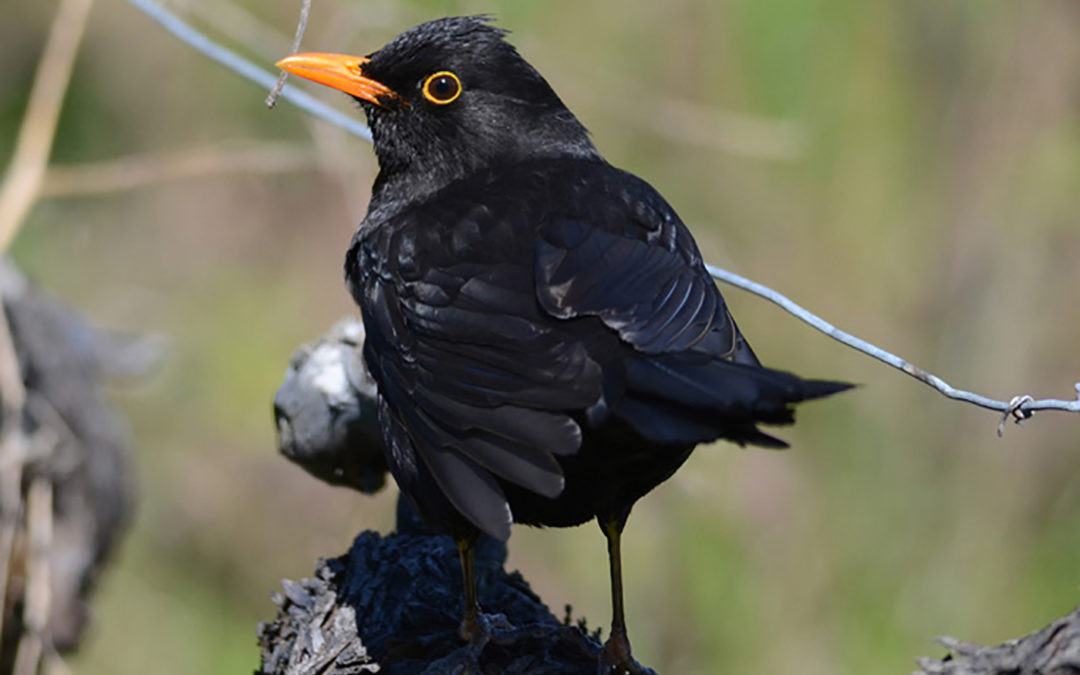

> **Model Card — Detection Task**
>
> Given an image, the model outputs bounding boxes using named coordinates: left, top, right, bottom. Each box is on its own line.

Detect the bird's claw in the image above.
left=597, top=654, right=656, bottom=675
left=596, top=630, right=656, bottom=675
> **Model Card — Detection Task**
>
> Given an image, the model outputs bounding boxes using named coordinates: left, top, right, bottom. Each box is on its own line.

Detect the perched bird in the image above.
left=277, top=16, right=849, bottom=672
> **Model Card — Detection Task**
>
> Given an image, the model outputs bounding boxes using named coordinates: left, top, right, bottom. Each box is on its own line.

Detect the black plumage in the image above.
left=277, top=16, right=849, bottom=672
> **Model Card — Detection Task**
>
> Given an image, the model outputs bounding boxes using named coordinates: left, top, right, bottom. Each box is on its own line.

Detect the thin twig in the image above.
left=39, top=142, right=322, bottom=198
left=123, top=0, right=1080, bottom=430
left=12, top=479, right=54, bottom=675
left=124, top=0, right=371, bottom=140
left=0, top=457, right=21, bottom=646
left=0, top=0, right=96, bottom=252
left=266, top=0, right=312, bottom=108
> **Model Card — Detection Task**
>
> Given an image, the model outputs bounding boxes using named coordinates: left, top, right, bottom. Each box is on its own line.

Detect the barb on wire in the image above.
left=266, top=0, right=312, bottom=108
left=123, top=0, right=1080, bottom=430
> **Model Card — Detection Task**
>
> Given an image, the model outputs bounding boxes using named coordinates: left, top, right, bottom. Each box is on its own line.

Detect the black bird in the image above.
left=277, top=16, right=849, bottom=672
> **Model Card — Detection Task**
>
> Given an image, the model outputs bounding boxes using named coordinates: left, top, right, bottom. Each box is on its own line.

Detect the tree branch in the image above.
left=122, top=0, right=1080, bottom=431
left=39, top=142, right=323, bottom=198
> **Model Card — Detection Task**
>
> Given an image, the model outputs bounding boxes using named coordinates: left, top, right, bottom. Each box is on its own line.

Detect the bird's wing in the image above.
left=533, top=175, right=737, bottom=357
left=356, top=212, right=604, bottom=540
left=532, top=176, right=847, bottom=446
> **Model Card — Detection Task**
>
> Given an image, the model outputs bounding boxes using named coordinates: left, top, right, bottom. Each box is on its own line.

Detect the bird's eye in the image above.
left=422, top=71, right=462, bottom=105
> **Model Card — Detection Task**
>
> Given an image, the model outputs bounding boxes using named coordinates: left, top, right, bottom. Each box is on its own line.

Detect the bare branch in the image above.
left=0, top=0, right=96, bottom=252
left=266, top=0, right=312, bottom=108
left=125, top=0, right=371, bottom=140
left=123, top=0, right=1080, bottom=430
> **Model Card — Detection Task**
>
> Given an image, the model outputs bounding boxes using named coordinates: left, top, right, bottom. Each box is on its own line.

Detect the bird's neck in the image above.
left=365, top=113, right=601, bottom=218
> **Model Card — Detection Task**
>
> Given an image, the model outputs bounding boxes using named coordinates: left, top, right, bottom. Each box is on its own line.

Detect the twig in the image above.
left=123, top=0, right=1080, bottom=430
left=0, top=0, right=96, bottom=252
left=0, top=455, right=21, bottom=648
left=12, top=479, right=54, bottom=675
left=266, top=0, right=312, bottom=108
left=124, top=0, right=371, bottom=140
left=39, top=142, right=323, bottom=198
left=706, top=264, right=1080, bottom=423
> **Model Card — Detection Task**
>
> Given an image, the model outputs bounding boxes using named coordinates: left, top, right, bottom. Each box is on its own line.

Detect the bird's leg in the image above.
left=455, top=535, right=483, bottom=642
left=598, top=514, right=645, bottom=674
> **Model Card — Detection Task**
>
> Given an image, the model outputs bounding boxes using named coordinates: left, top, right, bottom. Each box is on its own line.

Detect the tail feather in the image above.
left=613, top=354, right=850, bottom=447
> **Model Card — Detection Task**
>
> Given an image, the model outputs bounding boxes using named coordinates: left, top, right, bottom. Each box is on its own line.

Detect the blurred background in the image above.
left=2, top=0, right=1078, bottom=673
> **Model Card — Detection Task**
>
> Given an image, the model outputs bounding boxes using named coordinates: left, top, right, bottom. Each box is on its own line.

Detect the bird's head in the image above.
left=276, top=16, right=599, bottom=201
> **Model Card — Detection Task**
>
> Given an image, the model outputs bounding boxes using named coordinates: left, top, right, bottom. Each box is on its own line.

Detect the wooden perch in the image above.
left=256, top=497, right=608, bottom=674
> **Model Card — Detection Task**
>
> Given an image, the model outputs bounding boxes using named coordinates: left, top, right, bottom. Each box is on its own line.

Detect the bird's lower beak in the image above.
left=275, top=53, right=399, bottom=106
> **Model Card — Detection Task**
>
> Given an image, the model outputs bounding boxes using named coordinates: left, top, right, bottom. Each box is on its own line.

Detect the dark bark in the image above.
left=256, top=497, right=607, bottom=674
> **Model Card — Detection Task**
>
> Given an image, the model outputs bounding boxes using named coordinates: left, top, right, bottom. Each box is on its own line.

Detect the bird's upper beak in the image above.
left=275, top=53, right=400, bottom=106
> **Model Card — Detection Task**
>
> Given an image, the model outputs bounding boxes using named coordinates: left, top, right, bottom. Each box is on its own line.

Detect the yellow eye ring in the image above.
left=422, top=71, right=462, bottom=105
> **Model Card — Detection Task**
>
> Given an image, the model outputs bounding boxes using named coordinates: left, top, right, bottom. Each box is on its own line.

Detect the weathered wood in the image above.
left=916, top=606, right=1080, bottom=675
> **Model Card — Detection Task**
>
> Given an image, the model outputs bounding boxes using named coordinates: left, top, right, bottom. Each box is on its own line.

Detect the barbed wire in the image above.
left=122, top=0, right=1080, bottom=432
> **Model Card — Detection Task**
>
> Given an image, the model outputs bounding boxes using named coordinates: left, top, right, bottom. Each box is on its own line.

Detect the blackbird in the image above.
left=277, top=15, right=849, bottom=672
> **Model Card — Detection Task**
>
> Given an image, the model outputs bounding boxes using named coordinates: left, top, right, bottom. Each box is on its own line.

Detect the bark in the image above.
left=256, top=498, right=608, bottom=674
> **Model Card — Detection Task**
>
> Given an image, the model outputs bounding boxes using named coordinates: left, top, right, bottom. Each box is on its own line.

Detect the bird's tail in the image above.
left=612, top=353, right=851, bottom=448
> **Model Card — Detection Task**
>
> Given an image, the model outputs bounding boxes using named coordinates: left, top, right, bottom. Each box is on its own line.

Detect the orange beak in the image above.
left=275, top=52, right=400, bottom=106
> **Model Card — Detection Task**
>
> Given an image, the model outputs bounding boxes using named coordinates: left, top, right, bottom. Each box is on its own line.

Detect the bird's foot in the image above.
left=597, top=629, right=656, bottom=675
left=460, top=610, right=514, bottom=642
left=458, top=610, right=517, bottom=667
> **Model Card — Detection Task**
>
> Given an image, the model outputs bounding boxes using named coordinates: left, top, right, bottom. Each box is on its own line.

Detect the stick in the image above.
left=0, top=0, right=96, bottom=251
left=266, top=0, right=312, bottom=107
